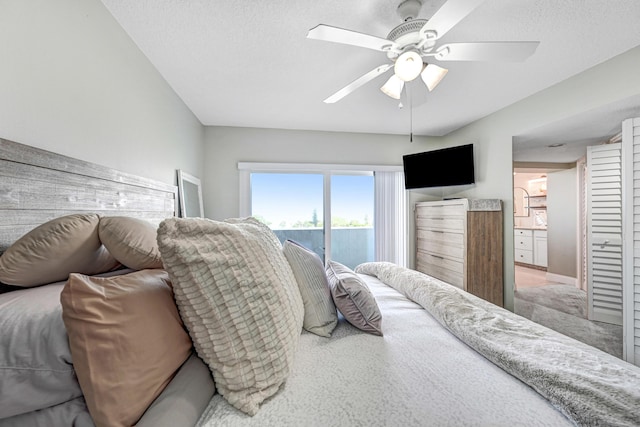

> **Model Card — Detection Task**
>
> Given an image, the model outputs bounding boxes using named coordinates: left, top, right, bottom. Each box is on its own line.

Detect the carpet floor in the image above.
left=514, top=284, right=623, bottom=359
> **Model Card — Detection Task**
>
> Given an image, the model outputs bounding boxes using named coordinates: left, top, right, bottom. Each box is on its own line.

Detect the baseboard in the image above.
left=515, top=262, right=546, bottom=271
left=545, top=272, right=578, bottom=287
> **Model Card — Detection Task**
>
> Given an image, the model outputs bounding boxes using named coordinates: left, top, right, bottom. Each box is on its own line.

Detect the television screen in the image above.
left=403, top=144, right=475, bottom=189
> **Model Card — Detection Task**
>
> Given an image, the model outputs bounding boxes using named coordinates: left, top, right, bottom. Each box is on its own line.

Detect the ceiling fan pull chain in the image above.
left=409, top=86, right=413, bottom=142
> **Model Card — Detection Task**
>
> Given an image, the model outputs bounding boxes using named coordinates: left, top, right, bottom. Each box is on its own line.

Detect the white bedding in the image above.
left=357, top=262, right=640, bottom=426
left=196, top=273, right=572, bottom=426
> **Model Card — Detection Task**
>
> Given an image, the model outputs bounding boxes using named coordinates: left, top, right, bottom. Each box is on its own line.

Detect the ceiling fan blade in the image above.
left=323, top=64, right=393, bottom=103
left=435, top=41, right=540, bottom=61
left=420, top=0, right=485, bottom=40
left=307, top=24, right=396, bottom=52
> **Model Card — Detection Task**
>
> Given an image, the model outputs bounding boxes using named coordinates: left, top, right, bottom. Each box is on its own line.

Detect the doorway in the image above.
left=512, top=164, right=622, bottom=358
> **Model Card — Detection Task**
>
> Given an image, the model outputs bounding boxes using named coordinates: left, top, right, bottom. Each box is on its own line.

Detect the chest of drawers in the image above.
left=415, top=199, right=503, bottom=306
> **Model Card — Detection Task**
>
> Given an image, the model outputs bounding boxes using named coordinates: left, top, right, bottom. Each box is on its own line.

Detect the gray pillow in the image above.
left=283, top=240, right=337, bottom=337
left=157, top=217, right=304, bottom=416
left=136, top=353, right=215, bottom=427
left=0, top=282, right=82, bottom=419
left=326, top=260, right=383, bottom=336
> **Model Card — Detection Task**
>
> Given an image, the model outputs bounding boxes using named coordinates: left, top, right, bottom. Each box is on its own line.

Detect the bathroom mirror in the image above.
left=514, top=187, right=530, bottom=217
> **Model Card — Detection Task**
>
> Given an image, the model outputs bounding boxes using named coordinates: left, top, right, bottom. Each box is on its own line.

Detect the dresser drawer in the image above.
left=416, top=217, right=465, bottom=233
left=415, top=202, right=467, bottom=233
left=514, top=236, right=533, bottom=250
left=514, top=229, right=533, bottom=237
left=515, top=249, right=533, bottom=264
left=416, top=202, right=466, bottom=219
left=416, top=253, right=464, bottom=289
left=416, top=229, right=464, bottom=260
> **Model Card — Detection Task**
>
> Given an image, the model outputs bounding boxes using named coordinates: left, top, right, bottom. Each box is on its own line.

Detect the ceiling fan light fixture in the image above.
left=394, top=51, right=423, bottom=81
left=420, top=63, right=448, bottom=91
left=380, top=74, right=405, bottom=99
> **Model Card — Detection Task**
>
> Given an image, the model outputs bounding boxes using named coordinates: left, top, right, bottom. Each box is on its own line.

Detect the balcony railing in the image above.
left=272, top=227, right=374, bottom=270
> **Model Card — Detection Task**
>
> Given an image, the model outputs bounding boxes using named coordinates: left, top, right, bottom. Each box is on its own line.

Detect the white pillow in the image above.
left=283, top=239, right=337, bottom=337
left=157, top=217, right=303, bottom=416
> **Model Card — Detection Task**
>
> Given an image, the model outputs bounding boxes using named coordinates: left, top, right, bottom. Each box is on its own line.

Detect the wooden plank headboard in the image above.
left=0, top=138, right=178, bottom=253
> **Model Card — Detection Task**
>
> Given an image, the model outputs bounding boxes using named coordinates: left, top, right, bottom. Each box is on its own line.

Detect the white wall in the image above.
left=202, top=126, right=443, bottom=221
left=0, top=0, right=204, bottom=186
left=442, top=45, right=640, bottom=310
left=547, top=168, right=578, bottom=278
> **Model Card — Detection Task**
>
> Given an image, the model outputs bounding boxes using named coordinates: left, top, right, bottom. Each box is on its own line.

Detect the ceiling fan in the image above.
left=307, top=0, right=539, bottom=103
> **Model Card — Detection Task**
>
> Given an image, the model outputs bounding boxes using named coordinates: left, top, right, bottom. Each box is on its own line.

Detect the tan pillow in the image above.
left=60, top=270, right=192, bottom=427
left=157, top=217, right=304, bottom=416
left=326, top=260, right=383, bottom=336
left=0, top=213, right=119, bottom=287
left=98, top=216, right=163, bottom=270
left=283, top=239, right=337, bottom=337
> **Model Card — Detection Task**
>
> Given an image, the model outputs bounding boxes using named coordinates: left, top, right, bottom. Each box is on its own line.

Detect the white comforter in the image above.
left=196, top=268, right=572, bottom=426
left=357, top=262, right=640, bottom=427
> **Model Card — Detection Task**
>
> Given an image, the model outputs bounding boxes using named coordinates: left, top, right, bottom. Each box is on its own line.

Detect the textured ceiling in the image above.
left=514, top=94, right=640, bottom=163
left=100, top=0, right=640, bottom=148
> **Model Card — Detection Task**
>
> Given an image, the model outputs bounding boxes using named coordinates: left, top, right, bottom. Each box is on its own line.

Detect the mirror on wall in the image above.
left=177, top=170, right=204, bottom=218
left=514, top=187, right=530, bottom=217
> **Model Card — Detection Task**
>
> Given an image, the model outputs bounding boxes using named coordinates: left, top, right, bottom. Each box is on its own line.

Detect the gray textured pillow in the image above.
left=283, top=240, right=337, bottom=337
left=157, top=217, right=304, bottom=416
left=326, top=260, right=383, bottom=336
left=98, top=216, right=163, bottom=270
left=0, top=213, right=119, bottom=287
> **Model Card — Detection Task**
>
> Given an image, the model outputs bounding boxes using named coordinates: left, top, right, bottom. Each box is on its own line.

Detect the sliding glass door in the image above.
left=330, top=174, right=374, bottom=268
left=250, top=172, right=374, bottom=268
left=251, top=172, right=326, bottom=260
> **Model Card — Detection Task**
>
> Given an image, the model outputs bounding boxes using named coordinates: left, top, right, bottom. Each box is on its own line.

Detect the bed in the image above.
left=1, top=137, right=639, bottom=427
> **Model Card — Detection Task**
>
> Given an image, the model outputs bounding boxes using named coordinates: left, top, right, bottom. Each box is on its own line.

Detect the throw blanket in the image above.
left=355, top=262, right=640, bottom=427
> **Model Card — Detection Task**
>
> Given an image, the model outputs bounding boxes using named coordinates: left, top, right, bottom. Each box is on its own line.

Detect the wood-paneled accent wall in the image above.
left=0, top=138, right=178, bottom=253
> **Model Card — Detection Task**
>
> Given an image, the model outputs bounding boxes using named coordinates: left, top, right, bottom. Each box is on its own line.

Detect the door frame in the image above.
left=622, top=120, right=634, bottom=363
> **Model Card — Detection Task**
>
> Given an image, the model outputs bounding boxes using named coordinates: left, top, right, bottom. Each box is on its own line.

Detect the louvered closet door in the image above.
left=587, top=143, right=623, bottom=325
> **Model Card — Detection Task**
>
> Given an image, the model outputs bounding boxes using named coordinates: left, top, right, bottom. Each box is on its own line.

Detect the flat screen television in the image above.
left=403, top=143, right=475, bottom=189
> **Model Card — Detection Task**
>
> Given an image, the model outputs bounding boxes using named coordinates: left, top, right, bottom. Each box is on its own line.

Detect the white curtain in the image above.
left=374, top=171, right=407, bottom=267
